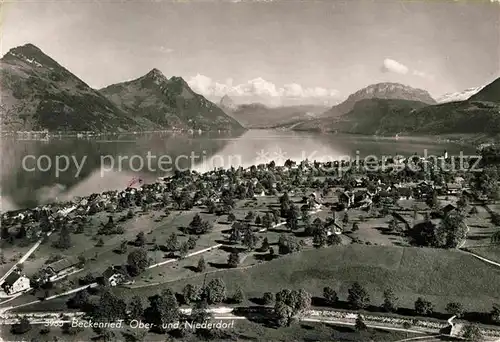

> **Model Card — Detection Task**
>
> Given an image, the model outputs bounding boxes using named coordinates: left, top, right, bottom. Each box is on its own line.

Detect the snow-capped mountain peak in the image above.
left=437, top=86, right=485, bottom=103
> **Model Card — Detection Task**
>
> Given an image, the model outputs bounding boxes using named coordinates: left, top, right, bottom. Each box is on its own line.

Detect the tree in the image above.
left=278, top=234, right=302, bottom=254
left=54, top=225, right=72, bottom=250
left=382, top=288, right=398, bottom=313
left=462, top=324, right=484, bottom=341
left=280, top=192, right=291, bottom=218
left=426, top=191, right=439, bottom=209
left=191, top=298, right=212, bottom=324
left=414, top=297, right=434, bottom=316
left=135, top=232, right=146, bottom=247
left=92, top=290, right=127, bottom=322
left=179, top=242, right=189, bottom=258
left=128, top=296, right=144, bottom=321
left=127, top=248, right=149, bottom=276
left=119, top=240, right=128, bottom=254
left=313, top=224, right=328, bottom=248
left=67, top=289, right=90, bottom=310
left=227, top=212, right=236, bottom=222
left=342, top=213, right=349, bottom=226
left=144, top=291, right=179, bottom=332
left=355, top=314, right=367, bottom=331
left=187, top=236, right=197, bottom=250
left=259, top=237, right=270, bottom=252
left=323, top=287, right=338, bottom=306
left=182, top=284, right=202, bottom=304
left=263, top=292, right=274, bottom=305
left=255, top=215, right=262, bottom=226
left=491, top=304, right=500, bottom=323
left=347, top=282, right=370, bottom=309
left=436, top=211, right=467, bottom=248
left=232, top=286, right=244, bottom=304
left=205, top=278, right=227, bottom=304
left=189, top=214, right=203, bottom=232
left=245, top=211, right=255, bottom=222
left=197, top=256, right=206, bottom=273
left=11, top=316, right=32, bottom=334
left=262, top=213, right=272, bottom=229
left=491, top=231, right=500, bottom=245
left=242, top=230, right=258, bottom=251
left=446, top=302, right=464, bottom=318
left=165, top=233, right=179, bottom=252
left=227, top=252, right=240, bottom=268
left=274, top=289, right=312, bottom=327
left=286, top=204, right=300, bottom=231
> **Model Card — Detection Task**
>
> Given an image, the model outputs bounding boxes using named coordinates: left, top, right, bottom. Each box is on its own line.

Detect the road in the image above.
left=0, top=230, right=54, bottom=287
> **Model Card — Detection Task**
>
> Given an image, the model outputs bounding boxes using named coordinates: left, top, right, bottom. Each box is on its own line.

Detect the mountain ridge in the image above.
left=100, top=69, right=243, bottom=131
left=0, top=44, right=243, bottom=132
left=292, top=77, right=500, bottom=136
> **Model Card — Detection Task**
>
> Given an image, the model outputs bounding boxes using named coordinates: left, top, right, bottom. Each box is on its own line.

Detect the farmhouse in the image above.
left=45, top=256, right=81, bottom=280
left=102, top=266, right=127, bottom=286
left=1, top=273, right=30, bottom=295
left=445, top=183, right=462, bottom=195
left=397, top=188, right=413, bottom=200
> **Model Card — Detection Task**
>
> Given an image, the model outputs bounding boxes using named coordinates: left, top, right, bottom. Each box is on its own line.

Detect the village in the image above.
left=0, top=146, right=500, bottom=341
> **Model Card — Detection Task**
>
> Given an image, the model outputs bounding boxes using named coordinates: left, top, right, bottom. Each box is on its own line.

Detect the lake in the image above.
left=0, top=130, right=477, bottom=211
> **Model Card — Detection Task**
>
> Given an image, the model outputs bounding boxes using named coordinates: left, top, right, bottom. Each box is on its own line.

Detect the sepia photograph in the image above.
left=0, top=0, right=499, bottom=341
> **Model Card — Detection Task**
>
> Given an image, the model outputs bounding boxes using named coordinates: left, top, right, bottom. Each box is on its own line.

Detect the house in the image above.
left=442, top=204, right=457, bottom=216
left=397, top=188, right=413, bottom=200
left=45, top=256, right=81, bottom=280
left=308, top=193, right=323, bottom=210
left=339, top=192, right=354, bottom=208
left=446, top=183, right=461, bottom=195
left=1, top=273, right=30, bottom=295
left=325, top=221, right=343, bottom=235
left=102, top=266, right=127, bottom=287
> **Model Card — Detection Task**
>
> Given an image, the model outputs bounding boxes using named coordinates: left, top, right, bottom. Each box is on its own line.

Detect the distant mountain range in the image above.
left=0, top=44, right=243, bottom=132
left=219, top=96, right=326, bottom=128
left=292, top=78, right=500, bottom=136
left=436, top=86, right=484, bottom=103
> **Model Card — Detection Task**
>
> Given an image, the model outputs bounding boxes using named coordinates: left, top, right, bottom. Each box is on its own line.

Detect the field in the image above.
left=114, top=244, right=500, bottom=313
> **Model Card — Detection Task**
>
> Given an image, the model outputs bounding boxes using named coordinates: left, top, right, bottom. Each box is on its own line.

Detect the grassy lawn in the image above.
left=467, top=245, right=500, bottom=264
left=114, top=244, right=500, bottom=313
left=0, top=319, right=420, bottom=342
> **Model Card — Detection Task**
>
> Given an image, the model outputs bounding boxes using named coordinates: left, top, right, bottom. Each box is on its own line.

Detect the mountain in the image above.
left=0, top=44, right=147, bottom=132
left=469, top=77, right=500, bottom=103
left=293, top=82, right=436, bottom=131
left=219, top=95, right=238, bottom=112
left=219, top=100, right=327, bottom=129
left=100, top=70, right=243, bottom=131
left=437, top=86, right=484, bottom=103
left=294, top=98, right=500, bottom=136
left=320, top=82, right=436, bottom=118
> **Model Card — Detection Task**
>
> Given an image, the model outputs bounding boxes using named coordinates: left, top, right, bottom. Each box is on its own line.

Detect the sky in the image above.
left=1, top=0, right=499, bottom=105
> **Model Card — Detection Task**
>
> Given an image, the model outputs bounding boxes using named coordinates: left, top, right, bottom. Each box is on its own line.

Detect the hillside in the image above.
left=293, top=78, right=500, bottom=136
left=100, top=70, right=243, bottom=131
left=469, top=77, right=500, bottom=103
left=293, top=98, right=429, bottom=134
left=0, top=44, right=149, bottom=132
left=220, top=98, right=326, bottom=128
